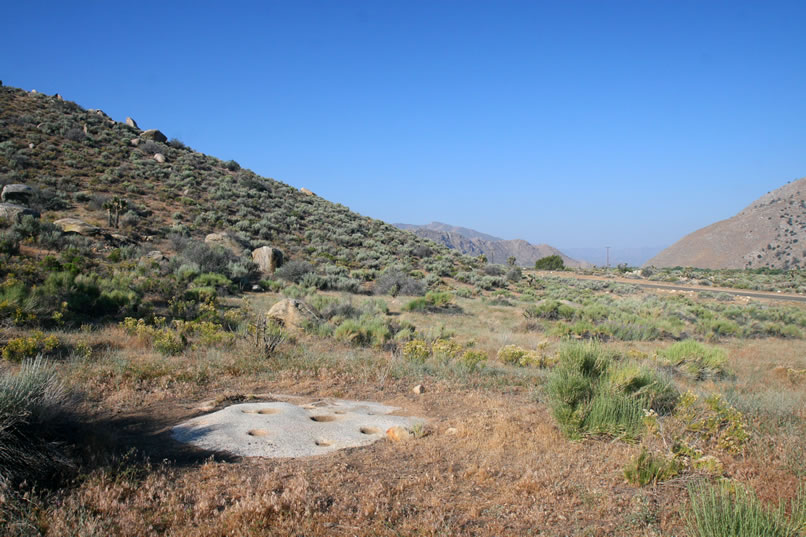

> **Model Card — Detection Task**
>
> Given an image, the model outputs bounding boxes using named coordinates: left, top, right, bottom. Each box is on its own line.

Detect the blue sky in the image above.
left=2, top=1, right=805, bottom=252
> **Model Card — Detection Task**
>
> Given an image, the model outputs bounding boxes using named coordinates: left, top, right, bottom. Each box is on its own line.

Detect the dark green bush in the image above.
left=535, top=255, right=565, bottom=270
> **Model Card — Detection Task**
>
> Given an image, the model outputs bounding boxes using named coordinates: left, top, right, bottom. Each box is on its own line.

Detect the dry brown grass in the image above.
left=4, top=286, right=806, bottom=536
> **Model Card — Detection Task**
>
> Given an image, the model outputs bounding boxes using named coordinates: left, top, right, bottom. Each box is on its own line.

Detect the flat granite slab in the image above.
left=172, top=397, right=425, bottom=458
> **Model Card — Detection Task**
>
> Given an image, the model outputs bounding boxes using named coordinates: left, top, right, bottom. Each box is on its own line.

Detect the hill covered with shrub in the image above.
left=0, top=84, right=485, bottom=326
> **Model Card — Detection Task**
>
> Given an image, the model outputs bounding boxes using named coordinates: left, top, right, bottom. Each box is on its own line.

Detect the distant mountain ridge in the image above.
left=394, top=222, right=586, bottom=268
left=646, top=177, right=806, bottom=269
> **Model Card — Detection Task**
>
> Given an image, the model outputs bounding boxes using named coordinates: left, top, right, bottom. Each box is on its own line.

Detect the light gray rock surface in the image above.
left=54, top=217, right=99, bottom=235
left=204, top=231, right=245, bottom=255
left=172, top=397, right=425, bottom=458
left=1, top=184, right=34, bottom=203
left=252, top=246, right=283, bottom=274
left=0, top=203, right=39, bottom=222
left=140, top=129, right=167, bottom=143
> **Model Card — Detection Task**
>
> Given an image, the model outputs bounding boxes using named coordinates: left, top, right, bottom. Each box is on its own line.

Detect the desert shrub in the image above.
left=172, top=235, right=238, bottom=277
left=431, top=338, right=464, bottom=363
left=483, top=264, right=505, bottom=276
left=139, top=140, right=162, bottom=154
left=623, top=448, right=680, bottom=486
left=686, top=481, right=805, bottom=537
left=411, top=245, right=433, bottom=258
left=275, top=260, right=315, bottom=284
left=333, top=315, right=391, bottom=347
left=696, top=318, right=740, bottom=340
left=402, top=339, right=430, bottom=363
left=505, top=266, right=522, bottom=282
left=0, top=231, right=19, bottom=255
left=2, top=331, right=60, bottom=362
left=524, top=300, right=576, bottom=321
left=374, top=268, right=425, bottom=296
left=497, top=344, right=542, bottom=367
left=535, top=255, right=565, bottom=270
left=657, top=340, right=730, bottom=380
left=0, top=358, right=76, bottom=487
left=547, top=342, right=678, bottom=440
left=403, top=291, right=456, bottom=312
left=460, top=350, right=487, bottom=372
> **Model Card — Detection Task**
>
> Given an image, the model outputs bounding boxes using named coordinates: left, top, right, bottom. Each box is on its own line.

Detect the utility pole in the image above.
left=606, top=246, right=611, bottom=268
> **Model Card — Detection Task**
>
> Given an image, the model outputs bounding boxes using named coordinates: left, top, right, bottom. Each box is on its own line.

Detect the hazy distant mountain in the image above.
left=395, top=222, right=586, bottom=268
left=562, top=246, right=666, bottom=268
left=395, top=222, right=502, bottom=242
left=646, top=177, right=806, bottom=269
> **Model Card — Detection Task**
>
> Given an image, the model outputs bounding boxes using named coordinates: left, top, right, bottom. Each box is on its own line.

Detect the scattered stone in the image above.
left=28, top=143, right=34, bottom=149
left=251, top=284, right=262, bottom=292
left=252, top=246, right=284, bottom=274
left=204, top=231, right=245, bottom=255
left=1, top=184, right=34, bottom=204
left=153, top=153, right=165, bottom=163
left=386, top=426, right=412, bottom=443
left=130, top=138, right=140, bottom=146
left=143, top=250, right=165, bottom=262
left=266, top=299, right=318, bottom=332
left=125, top=117, right=139, bottom=129
left=140, top=129, right=167, bottom=143
left=173, top=397, right=425, bottom=458
left=300, top=187, right=315, bottom=196
left=445, top=427, right=458, bottom=435
left=53, top=218, right=99, bottom=235
left=0, top=203, right=39, bottom=223
left=412, top=384, right=425, bottom=395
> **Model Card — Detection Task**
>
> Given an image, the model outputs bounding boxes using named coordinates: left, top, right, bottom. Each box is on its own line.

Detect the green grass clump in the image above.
left=333, top=315, right=391, bottom=347
left=0, top=358, right=76, bottom=487
left=524, top=300, right=576, bottom=321
left=403, top=291, right=456, bottom=312
left=657, top=340, right=730, bottom=380
left=686, top=482, right=806, bottom=537
left=623, top=448, right=679, bottom=486
left=546, top=342, right=678, bottom=440
left=496, top=344, right=546, bottom=367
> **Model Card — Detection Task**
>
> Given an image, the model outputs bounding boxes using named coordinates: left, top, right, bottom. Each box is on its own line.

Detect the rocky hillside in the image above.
left=646, top=177, right=806, bottom=269
left=0, top=84, right=479, bottom=285
left=396, top=222, right=585, bottom=268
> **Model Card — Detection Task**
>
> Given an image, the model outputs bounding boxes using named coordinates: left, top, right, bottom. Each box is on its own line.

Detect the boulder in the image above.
left=54, top=218, right=99, bottom=235
left=140, top=129, right=167, bottom=143
left=0, top=203, right=39, bottom=223
left=300, top=187, right=315, bottom=196
left=412, top=384, right=425, bottom=395
left=204, top=232, right=245, bottom=255
left=266, top=299, right=318, bottom=332
left=143, top=250, right=166, bottom=262
left=1, top=184, right=34, bottom=204
left=130, top=138, right=140, bottom=146
left=126, top=117, right=139, bottom=129
left=252, top=246, right=284, bottom=274
left=153, top=153, right=165, bottom=163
